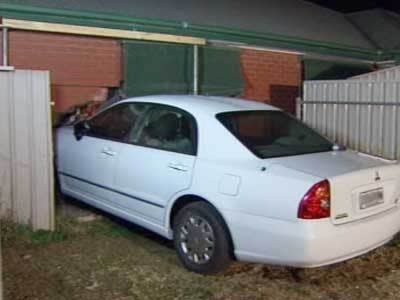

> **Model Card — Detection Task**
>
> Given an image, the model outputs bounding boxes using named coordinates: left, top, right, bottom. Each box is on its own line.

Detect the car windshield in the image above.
left=216, top=110, right=333, bottom=159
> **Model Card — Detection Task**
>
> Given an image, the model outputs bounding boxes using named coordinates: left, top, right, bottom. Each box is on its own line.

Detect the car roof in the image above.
left=119, top=95, right=280, bottom=115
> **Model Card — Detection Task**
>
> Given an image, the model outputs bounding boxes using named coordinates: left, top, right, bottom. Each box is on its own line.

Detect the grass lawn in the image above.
left=3, top=201, right=400, bottom=300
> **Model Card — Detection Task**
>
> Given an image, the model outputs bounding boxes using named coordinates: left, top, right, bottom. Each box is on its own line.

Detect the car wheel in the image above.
left=173, top=202, right=232, bottom=274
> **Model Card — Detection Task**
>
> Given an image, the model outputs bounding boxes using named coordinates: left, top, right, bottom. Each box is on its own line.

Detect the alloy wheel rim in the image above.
left=178, top=214, right=215, bottom=264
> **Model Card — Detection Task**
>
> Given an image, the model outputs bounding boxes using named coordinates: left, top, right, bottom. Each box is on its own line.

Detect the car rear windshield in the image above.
left=216, top=110, right=333, bottom=159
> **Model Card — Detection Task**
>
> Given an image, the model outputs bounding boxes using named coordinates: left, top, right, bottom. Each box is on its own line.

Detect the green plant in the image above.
left=1, top=219, right=67, bottom=247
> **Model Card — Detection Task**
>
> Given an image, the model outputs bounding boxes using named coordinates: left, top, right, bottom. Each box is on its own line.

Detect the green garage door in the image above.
left=123, top=41, right=243, bottom=97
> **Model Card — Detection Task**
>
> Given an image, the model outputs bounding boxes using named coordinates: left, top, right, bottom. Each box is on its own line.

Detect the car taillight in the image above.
left=298, top=180, right=330, bottom=219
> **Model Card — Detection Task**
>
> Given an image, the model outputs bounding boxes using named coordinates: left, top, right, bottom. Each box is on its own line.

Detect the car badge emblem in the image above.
left=375, top=171, right=381, bottom=182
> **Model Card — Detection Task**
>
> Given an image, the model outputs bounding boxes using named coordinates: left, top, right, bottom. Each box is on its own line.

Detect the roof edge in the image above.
left=0, top=3, right=382, bottom=61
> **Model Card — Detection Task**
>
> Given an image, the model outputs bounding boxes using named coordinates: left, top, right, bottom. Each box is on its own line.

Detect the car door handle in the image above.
left=168, top=163, right=189, bottom=172
left=101, top=148, right=116, bottom=156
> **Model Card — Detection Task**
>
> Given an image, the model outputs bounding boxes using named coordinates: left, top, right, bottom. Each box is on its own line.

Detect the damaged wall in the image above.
left=1, top=28, right=302, bottom=114
left=0, top=30, right=122, bottom=112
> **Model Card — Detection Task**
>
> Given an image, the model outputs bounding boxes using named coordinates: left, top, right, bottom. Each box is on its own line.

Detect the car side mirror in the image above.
left=74, top=120, right=90, bottom=141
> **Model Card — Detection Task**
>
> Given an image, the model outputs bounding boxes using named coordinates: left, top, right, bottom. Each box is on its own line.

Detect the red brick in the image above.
left=8, top=31, right=122, bottom=87
left=51, top=85, right=108, bottom=112
left=241, top=49, right=301, bottom=114
left=1, top=30, right=123, bottom=112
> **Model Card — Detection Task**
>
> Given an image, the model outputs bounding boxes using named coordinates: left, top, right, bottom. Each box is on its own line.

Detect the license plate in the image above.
left=359, top=188, right=384, bottom=210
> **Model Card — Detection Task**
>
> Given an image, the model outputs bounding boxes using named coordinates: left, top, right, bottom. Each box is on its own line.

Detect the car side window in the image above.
left=136, top=105, right=197, bottom=155
left=88, top=103, right=148, bottom=141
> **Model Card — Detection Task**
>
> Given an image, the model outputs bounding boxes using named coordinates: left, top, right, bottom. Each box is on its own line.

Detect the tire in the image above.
left=173, top=201, right=232, bottom=274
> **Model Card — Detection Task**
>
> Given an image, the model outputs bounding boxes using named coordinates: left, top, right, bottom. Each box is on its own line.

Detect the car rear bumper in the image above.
left=224, top=206, right=400, bottom=267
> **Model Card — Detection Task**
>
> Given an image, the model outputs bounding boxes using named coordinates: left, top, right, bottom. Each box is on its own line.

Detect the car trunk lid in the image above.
left=270, top=151, right=400, bottom=224
left=329, top=164, right=400, bottom=224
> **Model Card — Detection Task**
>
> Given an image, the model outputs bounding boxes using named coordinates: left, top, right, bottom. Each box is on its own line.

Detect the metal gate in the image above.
left=299, top=80, right=400, bottom=160
left=0, top=70, right=54, bottom=230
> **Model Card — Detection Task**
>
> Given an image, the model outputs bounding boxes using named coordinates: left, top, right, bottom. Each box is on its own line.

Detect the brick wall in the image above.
left=0, top=30, right=122, bottom=112
left=1, top=30, right=302, bottom=113
left=241, top=49, right=301, bottom=114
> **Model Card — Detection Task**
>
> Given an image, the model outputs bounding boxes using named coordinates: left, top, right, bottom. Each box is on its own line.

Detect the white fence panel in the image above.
left=0, top=70, right=54, bottom=230
left=301, top=80, right=400, bottom=160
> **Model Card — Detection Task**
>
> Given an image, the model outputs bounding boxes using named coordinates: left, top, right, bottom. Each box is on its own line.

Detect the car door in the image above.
left=57, top=103, right=141, bottom=204
left=113, top=103, right=197, bottom=223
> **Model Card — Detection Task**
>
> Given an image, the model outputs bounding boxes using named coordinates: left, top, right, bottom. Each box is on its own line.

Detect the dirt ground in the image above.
left=3, top=199, right=400, bottom=300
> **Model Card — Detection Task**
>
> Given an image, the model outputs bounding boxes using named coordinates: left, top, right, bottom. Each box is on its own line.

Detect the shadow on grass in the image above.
left=6, top=192, right=400, bottom=289
left=57, top=195, right=174, bottom=250
left=56, top=195, right=400, bottom=283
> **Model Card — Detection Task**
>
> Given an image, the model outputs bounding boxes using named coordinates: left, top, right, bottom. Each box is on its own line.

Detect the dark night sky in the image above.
left=306, top=0, right=400, bottom=13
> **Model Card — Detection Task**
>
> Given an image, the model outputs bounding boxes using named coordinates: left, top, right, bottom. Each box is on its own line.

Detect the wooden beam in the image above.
left=2, top=18, right=206, bottom=45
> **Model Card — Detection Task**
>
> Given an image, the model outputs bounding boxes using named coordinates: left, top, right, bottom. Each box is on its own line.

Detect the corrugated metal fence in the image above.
left=0, top=70, right=54, bottom=230
left=299, top=80, right=400, bottom=160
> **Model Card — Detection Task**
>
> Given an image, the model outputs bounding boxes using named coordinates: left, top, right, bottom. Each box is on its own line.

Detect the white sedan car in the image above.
left=57, top=95, right=400, bottom=274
